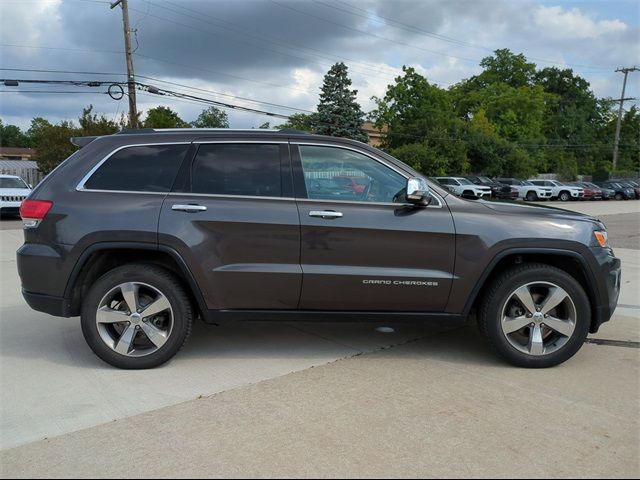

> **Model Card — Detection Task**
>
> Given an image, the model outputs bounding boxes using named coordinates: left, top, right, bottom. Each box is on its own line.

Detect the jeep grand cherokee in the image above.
left=17, top=129, right=621, bottom=369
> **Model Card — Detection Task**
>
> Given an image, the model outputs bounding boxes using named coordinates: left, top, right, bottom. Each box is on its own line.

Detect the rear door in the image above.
left=158, top=139, right=301, bottom=310
left=293, top=143, right=455, bottom=312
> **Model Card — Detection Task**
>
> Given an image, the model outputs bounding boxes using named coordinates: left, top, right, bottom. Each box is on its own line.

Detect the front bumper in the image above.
left=589, top=247, right=621, bottom=333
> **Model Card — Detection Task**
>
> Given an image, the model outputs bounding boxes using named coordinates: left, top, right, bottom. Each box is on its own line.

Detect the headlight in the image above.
left=593, top=230, right=608, bottom=248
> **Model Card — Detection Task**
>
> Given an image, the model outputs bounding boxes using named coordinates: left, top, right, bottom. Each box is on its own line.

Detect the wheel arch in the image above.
left=464, top=248, right=600, bottom=333
left=65, top=242, right=208, bottom=318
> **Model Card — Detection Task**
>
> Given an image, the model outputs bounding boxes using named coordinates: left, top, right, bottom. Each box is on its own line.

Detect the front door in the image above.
left=293, top=143, right=456, bottom=312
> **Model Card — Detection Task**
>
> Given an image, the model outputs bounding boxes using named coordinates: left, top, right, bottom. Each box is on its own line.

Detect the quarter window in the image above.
left=298, top=145, right=406, bottom=203
left=191, top=144, right=282, bottom=197
left=84, top=144, right=188, bottom=192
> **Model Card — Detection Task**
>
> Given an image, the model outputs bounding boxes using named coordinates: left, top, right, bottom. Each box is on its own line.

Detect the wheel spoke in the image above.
left=140, top=322, right=168, bottom=348
left=120, top=283, right=139, bottom=313
left=114, top=324, right=137, bottom=355
left=140, top=295, right=171, bottom=319
left=527, top=324, right=544, bottom=356
left=513, top=285, right=536, bottom=314
left=502, top=315, right=531, bottom=334
left=96, top=306, right=129, bottom=324
left=544, top=316, right=575, bottom=338
left=540, top=286, right=569, bottom=315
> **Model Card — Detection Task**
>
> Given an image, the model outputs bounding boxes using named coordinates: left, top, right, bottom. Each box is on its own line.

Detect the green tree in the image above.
left=277, top=112, right=317, bottom=132
left=143, top=106, right=188, bottom=128
left=191, top=106, right=229, bottom=128
left=389, top=143, right=450, bottom=176
left=314, top=62, right=368, bottom=142
left=0, top=119, right=30, bottom=147
left=32, top=121, right=77, bottom=174
left=78, top=105, right=122, bottom=136
left=371, top=66, right=469, bottom=174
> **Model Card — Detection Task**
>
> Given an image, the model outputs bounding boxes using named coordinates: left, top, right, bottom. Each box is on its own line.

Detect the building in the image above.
left=0, top=147, right=35, bottom=161
left=362, top=121, right=387, bottom=148
left=0, top=160, right=43, bottom=186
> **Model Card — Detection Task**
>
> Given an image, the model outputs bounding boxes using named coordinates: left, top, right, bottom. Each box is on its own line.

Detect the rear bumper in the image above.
left=22, top=290, right=73, bottom=317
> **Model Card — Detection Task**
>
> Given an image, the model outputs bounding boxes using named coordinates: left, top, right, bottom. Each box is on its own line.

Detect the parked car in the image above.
left=595, top=181, right=635, bottom=200
left=570, top=182, right=601, bottom=200
left=332, top=175, right=370, bottom=195
left=0, top=174, right=32, bottom=218
left=494, top=178, right=553, bottom=201
left=465, top=175, right=518, bottom=199
left=18, top=128, right=621, bottom=369
left=528, top=180, right=584, bottom=202
left=582, top=182, right=614, bottom=200
left=434, top=177, right=492, bottom=198
left=613, top=180, right=640, bottom=199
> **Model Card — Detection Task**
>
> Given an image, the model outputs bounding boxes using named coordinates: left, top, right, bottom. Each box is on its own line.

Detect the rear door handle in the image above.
left=172, top=204, right=207, bottom=213
left=309, top=210, right=343, bottom=219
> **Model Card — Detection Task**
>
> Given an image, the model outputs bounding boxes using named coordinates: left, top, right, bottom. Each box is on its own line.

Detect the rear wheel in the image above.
left=479, top=263, right=590, bottom=368
left=81, top=264, right=193, bottom=369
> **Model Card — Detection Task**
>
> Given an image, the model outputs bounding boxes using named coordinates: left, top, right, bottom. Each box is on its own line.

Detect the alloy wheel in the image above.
left=500, top=281, right=577, bottom=356
left=95, top=282, right=174, bottom=357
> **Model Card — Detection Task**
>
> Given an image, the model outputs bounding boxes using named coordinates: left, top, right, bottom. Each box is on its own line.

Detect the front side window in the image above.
left=298, top=145, right=406, bottom=203
left=192, top=144, right=281, bottom=197
left=84, top=144, right=188, bottom=192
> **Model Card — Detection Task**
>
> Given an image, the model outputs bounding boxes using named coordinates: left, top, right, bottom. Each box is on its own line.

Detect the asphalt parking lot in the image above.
left=0, top=200, right=638, bottom=478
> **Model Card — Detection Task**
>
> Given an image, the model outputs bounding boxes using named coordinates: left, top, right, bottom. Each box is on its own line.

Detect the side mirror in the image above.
left=406, top=177, right=431, bottom=206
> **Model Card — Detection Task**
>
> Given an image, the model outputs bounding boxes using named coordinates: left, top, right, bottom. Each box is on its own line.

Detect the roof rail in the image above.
left=70, top=136, right=98, bottom=148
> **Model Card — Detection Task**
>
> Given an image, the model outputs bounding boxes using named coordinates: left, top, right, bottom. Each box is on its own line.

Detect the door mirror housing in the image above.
left=406, top=177, right=431, bottom=206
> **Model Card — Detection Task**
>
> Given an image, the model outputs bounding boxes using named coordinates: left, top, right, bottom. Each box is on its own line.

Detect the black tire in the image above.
left=478, top=263, right=590, bottom=368
left=81, top=263, right=193, bottom=369
left=615, top=193, right=622, bottom=200
left=559, top=191, right=570, bottom=202
left=525, top=191, right=538, bottom=202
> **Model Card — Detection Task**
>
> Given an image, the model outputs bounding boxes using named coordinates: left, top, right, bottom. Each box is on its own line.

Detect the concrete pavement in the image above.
left=0, top=201, right=638, bottom=478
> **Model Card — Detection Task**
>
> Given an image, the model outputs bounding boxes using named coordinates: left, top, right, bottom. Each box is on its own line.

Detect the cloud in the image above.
left=0, top=0, right=638, bottom=130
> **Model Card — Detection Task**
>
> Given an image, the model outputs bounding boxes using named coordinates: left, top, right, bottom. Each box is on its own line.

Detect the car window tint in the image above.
left=192, top=144, right=281, bottom=197
left=84, top=144, right=188, bottom=192
left=299, top=145, right=405, bottom=203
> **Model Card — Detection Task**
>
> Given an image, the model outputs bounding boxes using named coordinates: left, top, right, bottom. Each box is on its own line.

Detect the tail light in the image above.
left=20, top=199, right=53, bottom=228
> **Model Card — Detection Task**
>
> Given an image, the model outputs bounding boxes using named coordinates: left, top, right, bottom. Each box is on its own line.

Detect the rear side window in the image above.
left=84, top=144, right=188, bottom=192
left=191, top=144, right=281, bottom=197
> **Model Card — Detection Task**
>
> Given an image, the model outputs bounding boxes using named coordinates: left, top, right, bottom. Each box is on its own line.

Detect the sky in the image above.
left=0, top=0, right=639, bottom=130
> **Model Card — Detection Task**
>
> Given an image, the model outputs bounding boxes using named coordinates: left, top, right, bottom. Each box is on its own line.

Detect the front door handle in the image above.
left=172, top=204, right=207, bottom=213
left=309, top=210, right=343, bottom=219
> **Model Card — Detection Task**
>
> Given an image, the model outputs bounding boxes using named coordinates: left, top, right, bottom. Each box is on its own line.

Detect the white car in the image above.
left=434, top=177, right=492, bottom=198
left=494, top=178, right=553, bottom=201
left=0, top=174, right=32, bottom=217
left=528, top=179, right=584, bottom=202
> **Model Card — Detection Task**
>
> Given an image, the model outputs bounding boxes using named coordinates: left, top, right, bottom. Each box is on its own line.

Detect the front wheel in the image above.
left=525, top=191, right=538, bottom=202
left=81, top=264, right=193, bottom=369
left=479, top=263, right=590, bottom=368
left=559, top=191, right=571, bottom=202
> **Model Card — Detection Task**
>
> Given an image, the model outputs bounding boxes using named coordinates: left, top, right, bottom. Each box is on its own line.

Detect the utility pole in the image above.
left=111, top=0, right=138, bottom=129
left=612, top=66, right=638, bottom=172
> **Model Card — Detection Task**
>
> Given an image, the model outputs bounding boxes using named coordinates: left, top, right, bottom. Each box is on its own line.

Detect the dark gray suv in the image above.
left=17, top=129, right=621, bottom=369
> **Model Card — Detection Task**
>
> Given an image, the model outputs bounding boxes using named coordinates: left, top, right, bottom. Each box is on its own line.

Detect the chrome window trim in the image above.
left=193, top=140, right=288, bottom=144
left=293, top=142, right=443, bottom=208
left=76, top=142, right=191, bottom=193
left=167, top=192, right=295, bottom=201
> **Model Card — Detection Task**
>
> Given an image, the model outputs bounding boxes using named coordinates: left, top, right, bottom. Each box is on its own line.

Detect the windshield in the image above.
left=456, top=178, right=473, bottom=185
left=0, top=177, right=28, bottom=189
left=478, top=176, right=492, bottom=183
